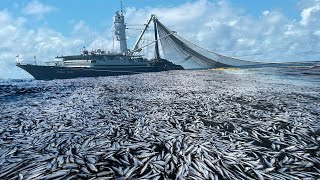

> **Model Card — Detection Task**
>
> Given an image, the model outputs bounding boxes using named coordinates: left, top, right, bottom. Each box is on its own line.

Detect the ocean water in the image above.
left=0, top=67, right=319, bottom=179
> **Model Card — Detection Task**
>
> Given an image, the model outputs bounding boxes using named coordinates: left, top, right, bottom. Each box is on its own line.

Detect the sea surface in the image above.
left=0, top=67, right=319, bottom=179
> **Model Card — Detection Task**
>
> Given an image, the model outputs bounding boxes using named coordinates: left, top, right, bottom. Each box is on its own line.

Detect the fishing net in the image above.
left=156, top=20, right=260, bottom=69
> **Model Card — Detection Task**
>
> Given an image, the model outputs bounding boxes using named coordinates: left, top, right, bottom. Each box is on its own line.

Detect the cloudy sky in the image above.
left=0, top=0, right=319, bottom=79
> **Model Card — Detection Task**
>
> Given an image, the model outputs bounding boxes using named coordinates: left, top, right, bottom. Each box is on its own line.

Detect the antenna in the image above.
left=120, top=0, right=123, bottom=12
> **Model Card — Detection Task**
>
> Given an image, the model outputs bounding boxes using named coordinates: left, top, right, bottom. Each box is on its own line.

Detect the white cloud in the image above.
left=0, top=10, right=84, bottom=79
left=22, top=0, right=55, bottom=16
left=124, top=0, right=320, bottom=62
left=300, top=4, right=320, bottom=26
left=72, top=20, right=91, bottom=35
left=71, top=20, right=115, bottom=52
left=1, top=0, right=320, bottom=79
left=0, top=10, right=118, bottom=79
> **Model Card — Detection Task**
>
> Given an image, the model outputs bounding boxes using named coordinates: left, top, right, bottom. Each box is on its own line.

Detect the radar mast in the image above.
left=114, top=0, right=128, bottom=54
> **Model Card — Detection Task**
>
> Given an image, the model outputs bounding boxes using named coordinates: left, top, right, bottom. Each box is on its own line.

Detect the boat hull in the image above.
left=17, top=59, right=184, bottom=80
left=17, top=64, right=160, bottom=80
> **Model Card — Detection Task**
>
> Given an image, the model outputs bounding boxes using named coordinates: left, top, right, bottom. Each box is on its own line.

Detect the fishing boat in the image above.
left=18, top=6, right=319, bottom=80
left=16, top=10, right=183, bottom=80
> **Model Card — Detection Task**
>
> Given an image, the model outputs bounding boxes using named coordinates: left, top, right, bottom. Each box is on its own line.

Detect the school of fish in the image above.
left=0, top=69, right=319, bottom=179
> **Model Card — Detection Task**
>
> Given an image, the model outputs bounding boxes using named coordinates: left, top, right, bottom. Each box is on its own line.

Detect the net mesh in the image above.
left=156, top=20, right=260, bottom=69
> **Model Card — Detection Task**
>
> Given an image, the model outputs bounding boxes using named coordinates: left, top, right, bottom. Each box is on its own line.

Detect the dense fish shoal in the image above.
left=0, top=68, right=320, bottom=179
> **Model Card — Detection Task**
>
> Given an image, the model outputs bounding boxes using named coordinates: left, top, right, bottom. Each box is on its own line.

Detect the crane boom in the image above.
left=131, top=15, right=155, bottom=53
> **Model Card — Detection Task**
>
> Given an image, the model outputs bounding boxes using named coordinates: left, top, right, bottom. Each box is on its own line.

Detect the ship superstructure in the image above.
left=114, top=10, right=128, bottom=54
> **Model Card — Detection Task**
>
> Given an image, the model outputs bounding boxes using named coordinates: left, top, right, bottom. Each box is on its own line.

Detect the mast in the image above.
left=131, top=15, right=155, bottom=53
left=153, top=17, right=160, bottom=59
left=114, top=10, right=128, bottom=54
left=120, top=0, right=123, bottom=13
left=130, top=15, right=176, bottom=54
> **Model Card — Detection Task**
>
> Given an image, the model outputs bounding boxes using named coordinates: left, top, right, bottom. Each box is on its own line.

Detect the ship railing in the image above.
left=16, top=61, right=63, bottom=66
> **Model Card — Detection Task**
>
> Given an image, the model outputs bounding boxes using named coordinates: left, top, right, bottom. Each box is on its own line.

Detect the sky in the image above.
left=0, top=0, right=320, bottom=79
